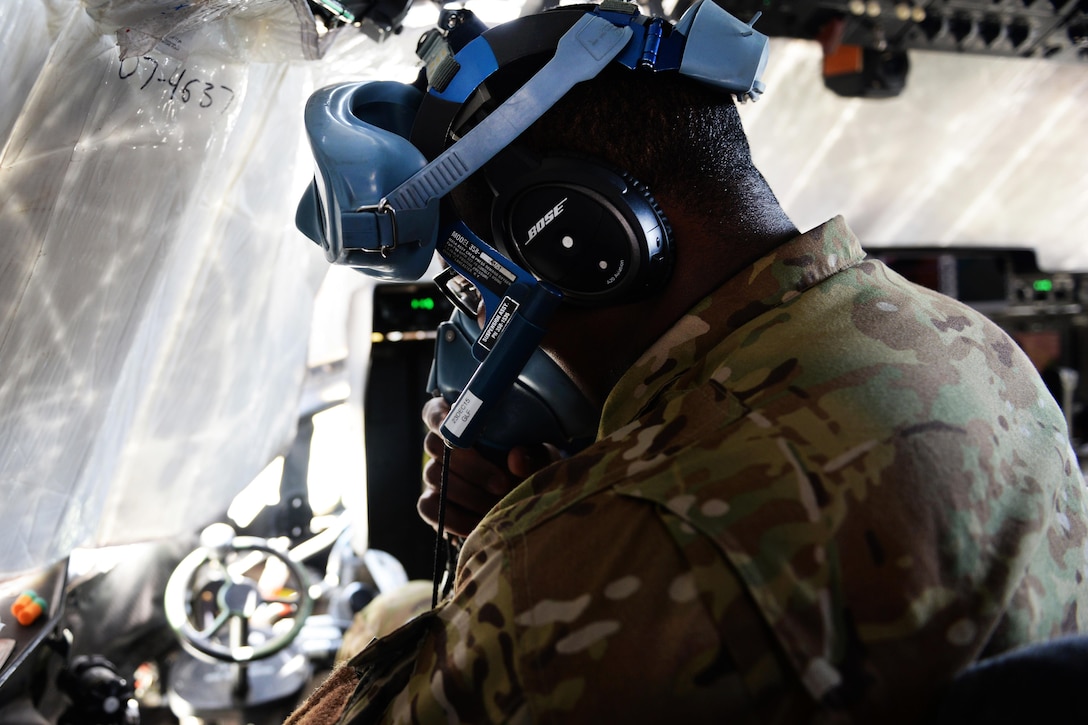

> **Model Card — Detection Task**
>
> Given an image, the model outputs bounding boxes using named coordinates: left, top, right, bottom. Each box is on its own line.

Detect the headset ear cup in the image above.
left=488, top=154, right=674, bottom=306
left=622, top=170, right=674, bottom=270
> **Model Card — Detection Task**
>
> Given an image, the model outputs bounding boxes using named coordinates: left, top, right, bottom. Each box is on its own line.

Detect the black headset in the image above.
left=409, top=7, right=676, bottom=307
left=485, top=148, right=674, bottom=307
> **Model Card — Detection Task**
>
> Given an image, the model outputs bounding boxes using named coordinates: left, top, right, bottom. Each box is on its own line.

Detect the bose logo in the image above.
left=526, top=198, right=567, bottom=242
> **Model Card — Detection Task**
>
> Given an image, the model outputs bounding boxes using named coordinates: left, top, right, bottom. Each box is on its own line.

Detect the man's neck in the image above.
left=542, top=213, right=800, bottom=406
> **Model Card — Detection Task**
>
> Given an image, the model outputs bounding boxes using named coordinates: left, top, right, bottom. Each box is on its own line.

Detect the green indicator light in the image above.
left=410, top=297, right=435, bottom=310
left=1033, top=279, right=1053, bottom=293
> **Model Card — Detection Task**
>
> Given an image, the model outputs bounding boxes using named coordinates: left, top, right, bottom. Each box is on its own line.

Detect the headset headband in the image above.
left=297, top=0, right=768, bottom=282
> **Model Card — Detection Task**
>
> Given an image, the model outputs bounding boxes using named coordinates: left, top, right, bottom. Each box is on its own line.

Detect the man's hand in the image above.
left=420, top=397, right=559, bottom=538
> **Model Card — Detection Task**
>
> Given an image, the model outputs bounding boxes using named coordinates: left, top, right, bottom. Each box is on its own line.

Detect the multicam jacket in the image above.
left=327, top=216, right=1088, bottom=723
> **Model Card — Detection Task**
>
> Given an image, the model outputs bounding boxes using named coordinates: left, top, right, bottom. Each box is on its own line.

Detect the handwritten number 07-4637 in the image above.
left=117, top=55, right=234, bottom=111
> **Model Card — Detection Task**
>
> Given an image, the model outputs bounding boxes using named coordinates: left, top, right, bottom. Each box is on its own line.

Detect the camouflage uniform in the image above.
left=294, top=216, right=1088, bottom=724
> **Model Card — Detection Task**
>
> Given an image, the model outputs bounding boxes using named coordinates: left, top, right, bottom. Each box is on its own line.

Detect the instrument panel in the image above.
left=716, top=0, right=1088, bottom=63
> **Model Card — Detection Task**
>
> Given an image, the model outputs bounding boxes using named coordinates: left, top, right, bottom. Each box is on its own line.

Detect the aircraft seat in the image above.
left=933, top=634, right=1088, bottom=724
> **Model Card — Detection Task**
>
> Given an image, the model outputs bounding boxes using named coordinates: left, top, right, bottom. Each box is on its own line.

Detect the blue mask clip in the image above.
left=431, top=221, right=567, bottom=447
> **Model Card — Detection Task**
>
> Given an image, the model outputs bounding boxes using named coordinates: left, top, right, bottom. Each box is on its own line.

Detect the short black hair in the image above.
left=451, top=61, right=766, bottom=236
left=520, top=64, right=762, bottom=220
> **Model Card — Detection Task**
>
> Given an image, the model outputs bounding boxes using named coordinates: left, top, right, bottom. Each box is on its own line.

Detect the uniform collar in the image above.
left=599, top=216, right=866, bottom=437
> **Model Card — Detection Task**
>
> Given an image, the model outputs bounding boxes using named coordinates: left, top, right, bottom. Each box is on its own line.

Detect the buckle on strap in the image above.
left=354, top=200, right=398, bottom=258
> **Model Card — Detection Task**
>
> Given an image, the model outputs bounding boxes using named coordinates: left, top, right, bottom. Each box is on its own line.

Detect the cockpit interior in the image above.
left=1, top=0, right=1086, bottom=721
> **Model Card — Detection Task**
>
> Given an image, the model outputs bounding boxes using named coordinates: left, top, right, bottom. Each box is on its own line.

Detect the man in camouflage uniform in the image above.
left=289, top=5, right=1088, bottom=723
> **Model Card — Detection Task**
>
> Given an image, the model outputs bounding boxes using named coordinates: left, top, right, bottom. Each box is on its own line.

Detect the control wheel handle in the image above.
left=164, top=530, right=314, bottom=663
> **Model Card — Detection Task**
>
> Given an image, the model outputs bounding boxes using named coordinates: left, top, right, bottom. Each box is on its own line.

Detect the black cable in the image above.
left=431, top=442, right=453, bottom=608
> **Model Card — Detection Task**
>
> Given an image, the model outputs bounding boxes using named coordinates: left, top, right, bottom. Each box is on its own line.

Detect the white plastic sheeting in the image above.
left=743, top=41, right=1088, bottom=271
left=0, top=0, right=423, bottom=577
